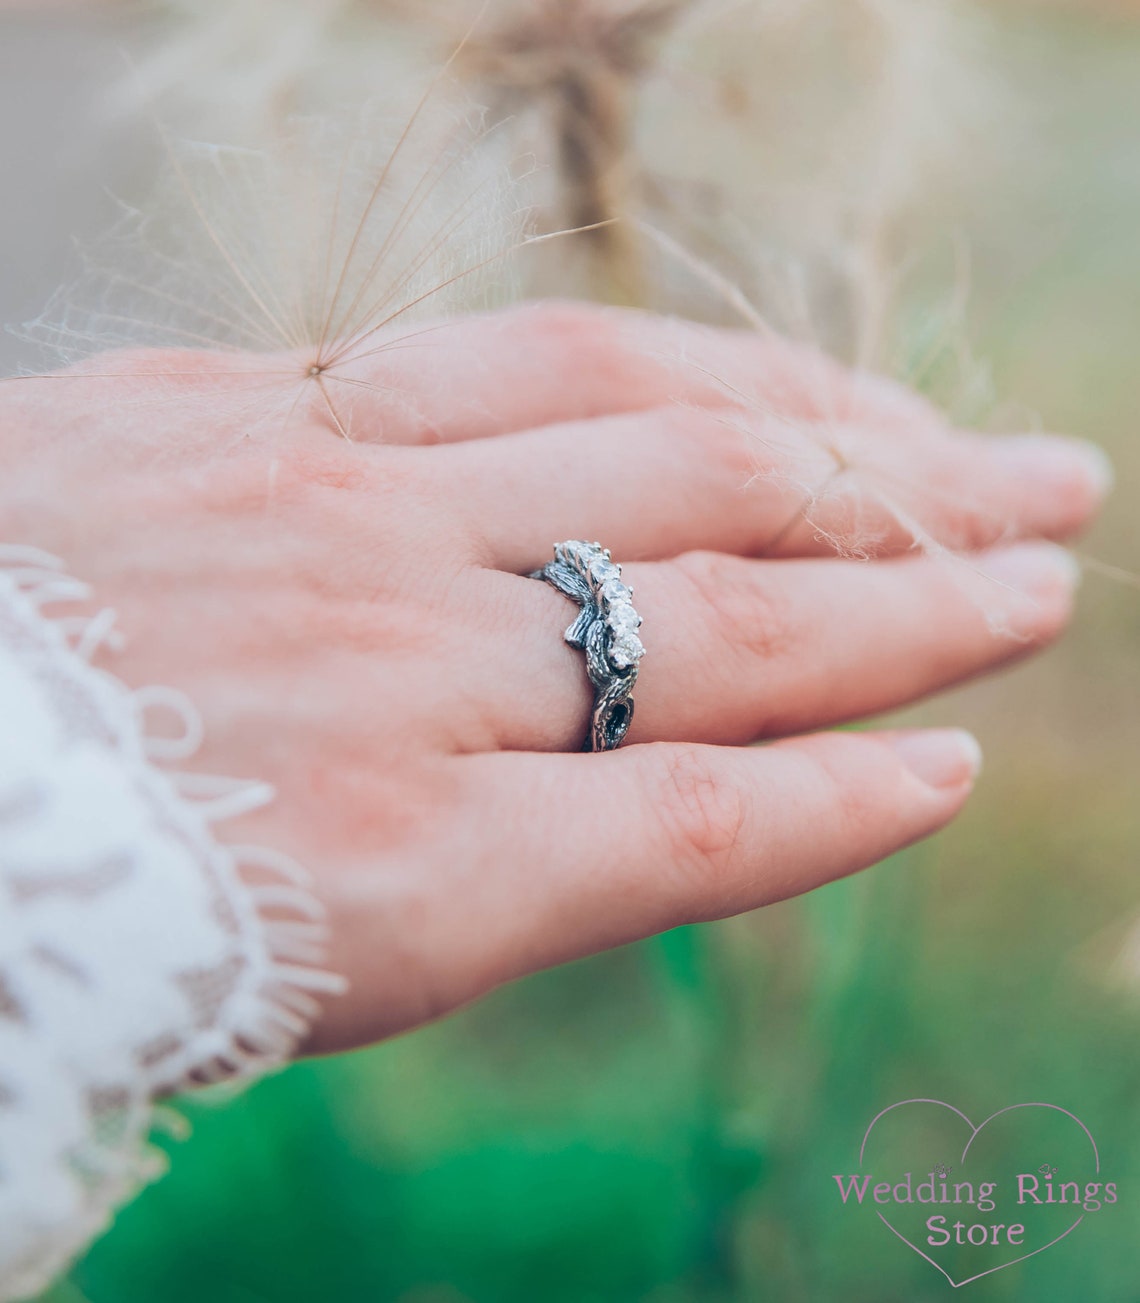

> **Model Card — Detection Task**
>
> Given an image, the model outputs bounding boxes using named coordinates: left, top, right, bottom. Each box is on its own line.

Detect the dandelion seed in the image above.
left=11, top=85, right=539, bottom=448
left=635, top=226, right=1037, bottom=611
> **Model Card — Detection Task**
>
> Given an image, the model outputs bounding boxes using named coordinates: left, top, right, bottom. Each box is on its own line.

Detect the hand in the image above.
left=1, top=302, right=1109, bottom=1053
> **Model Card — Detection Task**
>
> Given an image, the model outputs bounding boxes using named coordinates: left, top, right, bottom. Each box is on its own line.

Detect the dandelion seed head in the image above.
left=14, top=87, right=533, bottom=450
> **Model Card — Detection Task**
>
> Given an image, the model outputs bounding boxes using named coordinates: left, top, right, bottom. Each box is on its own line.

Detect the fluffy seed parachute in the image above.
left=17, top=85, right=539, bottom=447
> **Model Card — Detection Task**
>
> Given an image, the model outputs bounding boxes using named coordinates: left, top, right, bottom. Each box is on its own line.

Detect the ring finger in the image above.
left=475, top=541, right=1079, bottom=751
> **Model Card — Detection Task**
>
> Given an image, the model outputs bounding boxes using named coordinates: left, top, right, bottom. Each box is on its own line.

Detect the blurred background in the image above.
left=2, top=1, right=1139, bottom=1299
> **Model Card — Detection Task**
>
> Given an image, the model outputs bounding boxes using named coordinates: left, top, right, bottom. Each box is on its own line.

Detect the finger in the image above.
left=304, top=727, right=980, bottom=1050
left=479, top=542, right=1077, bottom=751
left=14, top=303, right=759, bottom=450
left=447, top=729, right=981, bottom=984
left=322, top=301, right=862, bottom=444
left=431, top=404, right=1111, bottom=572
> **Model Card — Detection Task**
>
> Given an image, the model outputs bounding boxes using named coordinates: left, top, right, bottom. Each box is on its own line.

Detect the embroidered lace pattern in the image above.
left=0, top=546, right=345, bottom=1301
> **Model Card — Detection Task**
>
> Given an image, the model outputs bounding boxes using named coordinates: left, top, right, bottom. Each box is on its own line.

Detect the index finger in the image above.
left=327, top=300, right=865, bottom=444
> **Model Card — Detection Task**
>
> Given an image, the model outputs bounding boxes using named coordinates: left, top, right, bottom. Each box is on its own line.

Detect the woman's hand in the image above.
left=1, top=302, right=1109, bottom=1052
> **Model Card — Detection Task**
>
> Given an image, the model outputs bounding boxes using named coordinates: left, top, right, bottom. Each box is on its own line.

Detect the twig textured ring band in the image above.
left=529, top=540, right=645, bottom=752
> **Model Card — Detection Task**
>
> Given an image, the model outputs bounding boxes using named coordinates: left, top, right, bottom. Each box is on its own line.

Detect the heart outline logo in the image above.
left=859, top=1099, right=1100, bottom=1289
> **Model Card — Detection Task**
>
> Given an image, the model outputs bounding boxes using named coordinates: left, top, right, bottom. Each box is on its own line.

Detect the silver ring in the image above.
left=530, top=540, right=645, bottom=752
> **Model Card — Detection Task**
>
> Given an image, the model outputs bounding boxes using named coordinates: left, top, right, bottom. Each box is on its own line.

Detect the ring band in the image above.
left=530, top=540, right=645, bottom=752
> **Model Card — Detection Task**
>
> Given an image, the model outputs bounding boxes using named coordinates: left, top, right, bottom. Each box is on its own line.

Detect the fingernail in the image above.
left=993, top=434, right=1115, bottom=499
left=889, top=729, right=983, bottom=790
left=977, top=541, right=1082, bottom=600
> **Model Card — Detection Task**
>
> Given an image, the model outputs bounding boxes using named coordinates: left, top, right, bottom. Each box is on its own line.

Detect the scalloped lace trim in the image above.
left=0, top=545, right=346, bottom=1301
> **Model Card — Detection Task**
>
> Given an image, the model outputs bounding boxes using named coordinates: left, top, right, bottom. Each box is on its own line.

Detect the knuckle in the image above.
left=300, top=592, right=410, bottom=652
left=499, top=300, right=656, bottom=394
left=196, top=440, right=395, bottom=515
left=511, top=299, right=627, bottom=350
left=654, top=744, right=747, bottom=883
left=250, top=442, right=373, bottom=499
left=671, top=549, right=793, bottom=666
left=327, top=756, right=452, bottom=853
left=191, top=446, right=311, bottom=515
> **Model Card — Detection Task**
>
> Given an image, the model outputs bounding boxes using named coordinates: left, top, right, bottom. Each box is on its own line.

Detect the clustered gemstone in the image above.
left=608, top=616, right=645, bottom=672
left=558, top=541, right=646, bottom=672
left=588, top=556, right=621, bottom=584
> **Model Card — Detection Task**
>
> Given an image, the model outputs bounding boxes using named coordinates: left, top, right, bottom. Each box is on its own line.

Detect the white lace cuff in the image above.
left=0, top=546, right=345, bottom=1302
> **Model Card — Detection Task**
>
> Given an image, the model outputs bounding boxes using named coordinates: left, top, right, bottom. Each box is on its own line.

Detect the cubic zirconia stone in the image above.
left=602, top=578, right=631, bottom=604
left=589, top=557, right=620, bottom=584
left=608, top=602, right=641, bottom=633
left=611, top=631, right=645, bottom=669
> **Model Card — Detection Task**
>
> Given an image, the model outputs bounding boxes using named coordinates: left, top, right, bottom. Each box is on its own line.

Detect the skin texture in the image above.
left=0, top=302, right=1109, bottom=1054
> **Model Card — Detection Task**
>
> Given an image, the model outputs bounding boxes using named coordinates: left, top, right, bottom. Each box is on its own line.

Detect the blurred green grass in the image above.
left=47, top=7, right=1140, bottom=1302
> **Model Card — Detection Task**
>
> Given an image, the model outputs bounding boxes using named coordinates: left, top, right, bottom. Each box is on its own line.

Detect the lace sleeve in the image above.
left=0, top=546, right=345, bottom=1302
